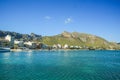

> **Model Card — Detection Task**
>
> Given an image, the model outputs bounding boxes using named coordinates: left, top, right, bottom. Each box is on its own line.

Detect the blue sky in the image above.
left=0, top=0, right=120, bottom=42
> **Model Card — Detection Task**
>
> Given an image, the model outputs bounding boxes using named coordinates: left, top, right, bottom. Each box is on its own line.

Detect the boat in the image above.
left=0, top=47, right=10, bottom=52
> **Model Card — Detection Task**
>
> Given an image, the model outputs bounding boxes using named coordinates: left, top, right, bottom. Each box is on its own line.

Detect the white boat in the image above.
left=0, top=48, right=10, bottom=52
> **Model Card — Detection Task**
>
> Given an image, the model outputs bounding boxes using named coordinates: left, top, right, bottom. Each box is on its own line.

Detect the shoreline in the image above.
left=10, top=48, right=120, bottom=52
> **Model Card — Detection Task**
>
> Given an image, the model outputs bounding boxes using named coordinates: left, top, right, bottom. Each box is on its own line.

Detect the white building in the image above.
left=64, top=44, right=69, bottom=49
left=5, top=35, right=14, bottom=47
left=14, top=40, right=24, bottom=47
left=5, top=35, right=12, bottom=42
left=70, top=46, right=74, bottom=49
left=57, top=44, right=62, bottom=48
left=24, top=41, right=37, bottom=49
left=24, top=41, right=33, bottom=46
left=53, top=44, right=57, bottom=48
left=52, top=44, right=62, bottom=49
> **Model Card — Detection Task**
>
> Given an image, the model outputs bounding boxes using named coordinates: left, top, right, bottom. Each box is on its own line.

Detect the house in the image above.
left=5, top=35, right=14, bottom=43
left=14, top=40, right=24, bottom=47
left=64, top=44, right=69, bottom=49
left=74, top=46, right=79, bottom=49
left=79, top=46, right=82, bottom=49
left=57, top=44, right=62, bottom=48
left=5, top=35, right=14, bottom=47
left=52, top=44, right=62, bottom=49
left=53, top=44, right=57, bottom=49
left=70, top=46, right=74, bottom=49
left=5, top=35, right=11, bottom=42
left=36, top=43, right=48, bottom=49
left=24, top=41, right=37, bottom=49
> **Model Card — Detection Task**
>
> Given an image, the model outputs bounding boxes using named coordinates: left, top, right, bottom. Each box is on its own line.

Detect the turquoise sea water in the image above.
left=0, top=50, right=120, bottom=80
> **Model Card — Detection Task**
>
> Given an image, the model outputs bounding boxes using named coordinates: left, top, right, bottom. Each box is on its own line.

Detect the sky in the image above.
left=0, top=0, right=120, bottom=42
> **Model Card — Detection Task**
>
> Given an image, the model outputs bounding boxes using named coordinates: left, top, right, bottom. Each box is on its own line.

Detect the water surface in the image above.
left=0, top=50, right=120, bottom=80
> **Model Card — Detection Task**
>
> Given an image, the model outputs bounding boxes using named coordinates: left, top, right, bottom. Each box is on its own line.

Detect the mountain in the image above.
left=117, top=43, right=120, bottom=46
left=0, top=30, right=120, bottom=50
left=0, top=30, right=42, bottom=41
left=42, top=31, right=120, bottom=49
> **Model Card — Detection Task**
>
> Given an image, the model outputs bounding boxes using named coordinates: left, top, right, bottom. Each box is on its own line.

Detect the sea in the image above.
left=0, top=50, right=120, bottom=80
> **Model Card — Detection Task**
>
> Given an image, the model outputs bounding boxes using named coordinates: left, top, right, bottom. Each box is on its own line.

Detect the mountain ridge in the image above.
left=0, top=30, right=42, bottom=41
left=42, top=31, right=120, bottom=49
left=0, top=30, right=120, bottom=49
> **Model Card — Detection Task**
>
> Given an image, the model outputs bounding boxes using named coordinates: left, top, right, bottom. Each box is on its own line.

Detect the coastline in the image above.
left=10, top=48, right=120, bottom=52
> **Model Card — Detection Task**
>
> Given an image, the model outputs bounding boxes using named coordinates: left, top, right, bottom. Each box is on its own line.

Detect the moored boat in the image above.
left=0, top=47, right=10, bottom=52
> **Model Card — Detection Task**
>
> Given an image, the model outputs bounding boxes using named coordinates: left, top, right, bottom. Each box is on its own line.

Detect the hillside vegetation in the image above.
left=42, top=31, right=120, bottom=49
left=0, top=30, right=120, bottom=50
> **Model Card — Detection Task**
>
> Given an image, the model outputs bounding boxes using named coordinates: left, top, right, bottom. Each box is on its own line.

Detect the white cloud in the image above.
left=65, top=18, right=72, bottom=24
left=44, top=16, right=51, bottom=20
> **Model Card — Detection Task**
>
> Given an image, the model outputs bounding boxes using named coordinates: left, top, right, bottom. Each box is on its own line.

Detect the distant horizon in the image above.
left=0, top=0, right=120, bottom=42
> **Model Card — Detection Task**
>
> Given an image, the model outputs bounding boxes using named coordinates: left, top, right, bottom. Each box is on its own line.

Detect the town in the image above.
left=0, top=35, right=84, bottom=51
left=0, top=30, right=120, bottom=52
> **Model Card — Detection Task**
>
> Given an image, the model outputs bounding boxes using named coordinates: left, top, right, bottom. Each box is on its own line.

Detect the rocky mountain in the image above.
left=0, top=30, right=119, bottom=49
left=0, top=30, right=42, bottom=41
left=42, top=31, right=120, bottom=50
